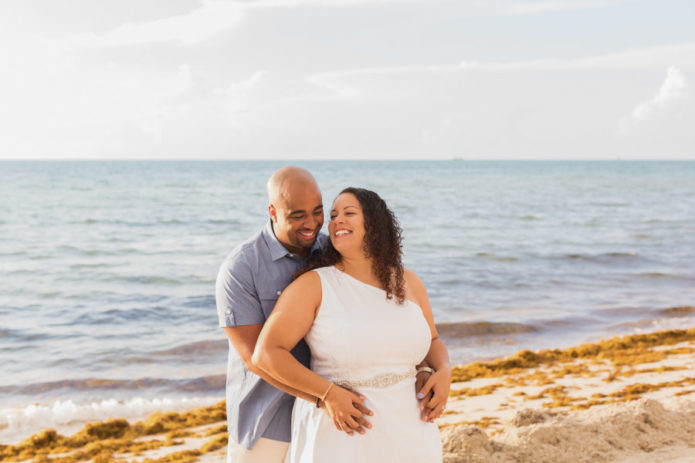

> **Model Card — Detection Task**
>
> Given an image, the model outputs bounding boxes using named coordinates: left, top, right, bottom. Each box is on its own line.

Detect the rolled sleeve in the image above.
left=216, top=257, right=264, bottom=327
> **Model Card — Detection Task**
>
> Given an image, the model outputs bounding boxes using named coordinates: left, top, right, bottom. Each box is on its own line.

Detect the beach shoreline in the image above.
left=3, top=327, right=695, bottom=463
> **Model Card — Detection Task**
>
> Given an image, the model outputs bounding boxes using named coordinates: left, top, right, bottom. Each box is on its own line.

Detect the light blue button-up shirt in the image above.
left=216, top=220, right=324, bottom=449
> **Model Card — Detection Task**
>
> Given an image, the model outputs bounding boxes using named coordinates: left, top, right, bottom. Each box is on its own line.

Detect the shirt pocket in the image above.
left=259, top=288, right=283, bottom=319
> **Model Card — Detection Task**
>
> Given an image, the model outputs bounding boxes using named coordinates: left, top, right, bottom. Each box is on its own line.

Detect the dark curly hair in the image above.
left=295, top=187, right=405, bottom=304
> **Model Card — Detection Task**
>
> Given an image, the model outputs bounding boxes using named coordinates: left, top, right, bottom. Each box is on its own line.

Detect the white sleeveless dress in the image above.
left=287, top=266, right=442, bottom=463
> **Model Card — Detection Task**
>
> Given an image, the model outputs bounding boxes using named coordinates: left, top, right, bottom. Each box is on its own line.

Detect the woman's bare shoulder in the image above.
left=403, top=268, right=425, bottom=288
left=403, top=268, right=427, bottom=303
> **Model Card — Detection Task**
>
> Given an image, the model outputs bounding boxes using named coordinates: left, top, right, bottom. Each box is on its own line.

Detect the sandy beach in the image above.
left=3, top=327, right=695, bottom=463
left=439, top=326, right=695, bottom=462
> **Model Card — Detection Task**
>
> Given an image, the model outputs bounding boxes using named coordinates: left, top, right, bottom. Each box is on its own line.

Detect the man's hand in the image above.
left=319, top=398, right=373, bottom=435
left=320, top=385, right=373, bottom=436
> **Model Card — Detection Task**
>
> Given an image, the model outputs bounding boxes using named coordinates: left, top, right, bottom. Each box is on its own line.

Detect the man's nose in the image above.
left=304, top=214, right=317, bottom=228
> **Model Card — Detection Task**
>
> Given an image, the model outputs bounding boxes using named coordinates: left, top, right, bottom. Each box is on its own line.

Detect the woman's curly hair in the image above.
left=295, top=187, right=405, bottom=304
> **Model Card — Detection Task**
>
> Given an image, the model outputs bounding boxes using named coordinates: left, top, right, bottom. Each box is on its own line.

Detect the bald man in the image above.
left=215, top=167, right=329, bottom=462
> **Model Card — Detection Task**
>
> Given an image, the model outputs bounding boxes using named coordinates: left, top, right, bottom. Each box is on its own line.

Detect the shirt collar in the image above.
left=263, top=220, right=289, bottom=261
left=262, top=220, right=323, bottom=261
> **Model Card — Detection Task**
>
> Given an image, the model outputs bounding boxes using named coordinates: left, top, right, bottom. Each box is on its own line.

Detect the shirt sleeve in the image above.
left=216, top=255, right=264, bottom=328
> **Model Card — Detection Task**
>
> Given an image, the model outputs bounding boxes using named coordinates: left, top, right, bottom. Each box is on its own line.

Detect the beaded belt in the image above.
left=334, top=368, right=416, bottom=390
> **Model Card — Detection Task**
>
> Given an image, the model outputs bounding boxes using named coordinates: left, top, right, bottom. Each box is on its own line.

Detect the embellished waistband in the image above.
left=333, top=368, right=416, bottom=390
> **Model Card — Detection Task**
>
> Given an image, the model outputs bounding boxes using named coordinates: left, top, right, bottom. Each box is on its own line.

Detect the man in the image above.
left=216, top=167, right=340, bottom=462
left=216, top=167, right=431, bottom=462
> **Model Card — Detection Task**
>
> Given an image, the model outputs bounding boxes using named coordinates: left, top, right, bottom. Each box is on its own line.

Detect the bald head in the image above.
left=267, top=166, right=319, bottom=206
left=266, top=166, right=324, bottom=258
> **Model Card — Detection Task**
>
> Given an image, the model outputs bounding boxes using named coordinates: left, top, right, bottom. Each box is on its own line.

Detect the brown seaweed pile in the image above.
left=445, top=328, right=695, bottom=417
left=450, top=328, right=695, bottom=383
left=0, top=402, right=227, bottom=463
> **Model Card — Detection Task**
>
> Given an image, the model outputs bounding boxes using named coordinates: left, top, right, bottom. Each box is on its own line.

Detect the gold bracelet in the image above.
left=320, top=382, right=334, bottom=402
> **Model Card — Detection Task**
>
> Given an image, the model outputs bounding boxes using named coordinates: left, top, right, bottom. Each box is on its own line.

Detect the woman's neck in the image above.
left=337, top=255, right=377, bottom=284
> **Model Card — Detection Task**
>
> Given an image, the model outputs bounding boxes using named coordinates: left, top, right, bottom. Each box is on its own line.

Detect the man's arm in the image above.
left=223, top=324, right=318, bottom=403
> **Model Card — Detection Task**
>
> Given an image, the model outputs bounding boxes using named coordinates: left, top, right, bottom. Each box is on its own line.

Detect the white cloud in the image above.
left=224, top=71, right=267, bottom=97
left=505, top=0, right=631, bottom=15
left=300, top=43, right=695, bottom=86
left=219, top=70, right=268, bottom=113
left=284, top=43, right=695, bottom=118
left=238, top=0, right=631, bottom=15
left=65, top=0, right=244, bottom=48
left=1, top=0, right=694, bottom=160
left=137, top=64, right=195, bottom=143
left=631, top=66, right=687, bottom=120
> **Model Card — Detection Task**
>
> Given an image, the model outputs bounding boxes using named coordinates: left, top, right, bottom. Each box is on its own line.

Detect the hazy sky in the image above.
left=1, top=0, right=693, bottom=160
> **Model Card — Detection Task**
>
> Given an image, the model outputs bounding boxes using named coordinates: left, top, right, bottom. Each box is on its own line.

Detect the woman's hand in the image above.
left=321, top=384, right=373, bottom=436
left=415, top=369, right=433, bottom=421
left=415, top=369, right=432, bottom=397
left=417, top=368, right=451, bottom=422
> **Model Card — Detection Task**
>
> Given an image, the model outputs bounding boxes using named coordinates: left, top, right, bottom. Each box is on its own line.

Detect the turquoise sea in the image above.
left=1, top=160, right=694, bottom=441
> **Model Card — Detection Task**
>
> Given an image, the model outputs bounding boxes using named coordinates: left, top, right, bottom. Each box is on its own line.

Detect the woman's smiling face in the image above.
left=328, top=192, right=365, bottom=256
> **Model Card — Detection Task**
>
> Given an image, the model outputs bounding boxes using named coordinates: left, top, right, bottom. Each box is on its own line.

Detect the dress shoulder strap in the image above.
left=310, top=266, right=340, bottom=320
left=311, top=265, right=338, bottom=290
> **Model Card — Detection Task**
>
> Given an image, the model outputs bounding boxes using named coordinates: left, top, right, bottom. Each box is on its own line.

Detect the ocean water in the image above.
left=1, top=160, right=695, bottom=441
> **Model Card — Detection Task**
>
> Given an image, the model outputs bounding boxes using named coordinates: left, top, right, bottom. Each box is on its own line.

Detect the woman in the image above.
left=253, top=187, right=450, bottom=462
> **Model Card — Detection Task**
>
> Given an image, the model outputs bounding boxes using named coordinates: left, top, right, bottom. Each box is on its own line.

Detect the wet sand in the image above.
left=3, top=327, right=694, bottom=463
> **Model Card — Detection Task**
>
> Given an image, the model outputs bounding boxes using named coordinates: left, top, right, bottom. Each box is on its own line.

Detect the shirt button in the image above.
left=225, top=310, right=231, bottom=314
left=276, top=291, right=282, bottom=296
left=288, top=253, right=295, bottom=257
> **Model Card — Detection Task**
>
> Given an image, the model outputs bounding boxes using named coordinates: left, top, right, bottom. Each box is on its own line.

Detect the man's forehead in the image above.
left=280, top=180, right=320, bottom=201
left=278, top=194, right=322, bottom=214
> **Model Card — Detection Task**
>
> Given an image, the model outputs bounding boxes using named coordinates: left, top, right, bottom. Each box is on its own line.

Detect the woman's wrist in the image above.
left=429, top=364, right=451, bottom=379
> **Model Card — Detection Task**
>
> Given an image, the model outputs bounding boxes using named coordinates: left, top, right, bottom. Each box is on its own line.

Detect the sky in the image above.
left=0, top=0, right=693, bottom=160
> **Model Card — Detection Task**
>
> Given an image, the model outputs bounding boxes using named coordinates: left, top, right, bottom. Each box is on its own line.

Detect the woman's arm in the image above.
left=405, top=269, right=452, bottom=422
left=252, top=271, right=372, bottom=435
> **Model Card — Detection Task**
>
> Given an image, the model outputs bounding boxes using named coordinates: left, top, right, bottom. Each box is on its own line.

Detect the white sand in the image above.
left=442, top=397, right=695, bottom=462
left=439, top=339, right=695, bottom=463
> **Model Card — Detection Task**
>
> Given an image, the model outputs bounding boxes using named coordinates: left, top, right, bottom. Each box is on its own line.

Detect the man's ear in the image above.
left=268, top=204, right=277, bottom=223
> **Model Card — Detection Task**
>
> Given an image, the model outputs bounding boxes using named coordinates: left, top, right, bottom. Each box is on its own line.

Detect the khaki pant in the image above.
left=228, top=437, right=289, bottom=463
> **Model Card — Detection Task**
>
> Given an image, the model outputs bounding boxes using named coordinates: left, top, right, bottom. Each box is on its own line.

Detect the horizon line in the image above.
left=2, top=158, right=695, bottom=162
